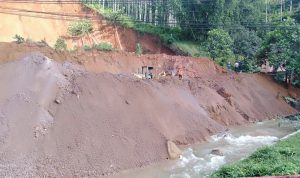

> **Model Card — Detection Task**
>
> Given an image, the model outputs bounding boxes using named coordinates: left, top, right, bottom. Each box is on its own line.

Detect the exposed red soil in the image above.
left=0, top=2, right=173, bottom=54
left=0, top=42, right=299, bottom=177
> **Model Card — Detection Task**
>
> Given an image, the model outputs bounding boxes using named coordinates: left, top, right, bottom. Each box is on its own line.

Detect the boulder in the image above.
left=211, top=149, right=224, bottom=156
left=167, top=141, right=182, bottom=160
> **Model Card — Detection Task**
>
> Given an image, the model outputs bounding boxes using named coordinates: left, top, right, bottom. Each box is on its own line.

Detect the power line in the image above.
left=0, top=0, right=298, bottom=30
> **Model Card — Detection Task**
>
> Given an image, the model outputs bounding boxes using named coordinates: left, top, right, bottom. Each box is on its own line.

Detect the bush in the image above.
left=293, top=80, right=300, bottom=87
left=13, top=34, right=25, bottom=44
left=241, top=59, right=259, bottom=73
left=54, top=37, right=67, bottom=52
left=274, top=72, right=286, bottom=83
left=206, top=29, right=235, bottom=66
left=83, top=45, right=92, bottom=51
left=36, top=39, right=49, bottom=47
left=68, top=20, right=93, bottom=37
left=135, top=43, right=143, bottom=55
left=283, top=96, right=298, bottom=108
left=93, top=42, right=113, bottom=51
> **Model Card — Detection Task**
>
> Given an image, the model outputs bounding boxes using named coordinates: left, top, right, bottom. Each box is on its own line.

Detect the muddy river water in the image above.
left=110, top=119, right=299, bottom=178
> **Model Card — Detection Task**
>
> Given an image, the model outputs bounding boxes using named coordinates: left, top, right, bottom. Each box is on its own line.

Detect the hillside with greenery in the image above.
left=82, top=0, right=300, bottom=86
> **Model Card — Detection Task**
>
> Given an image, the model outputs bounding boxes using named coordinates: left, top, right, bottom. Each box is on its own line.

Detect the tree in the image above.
left=206, top=29, right=235, bottom=66
left=257, top=18, right=300, bottom=85
left=230, top=26, right=262, bottom=60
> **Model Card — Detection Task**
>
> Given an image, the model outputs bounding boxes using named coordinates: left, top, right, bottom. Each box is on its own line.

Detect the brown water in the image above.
left=109, top=119, right=299, bottom=178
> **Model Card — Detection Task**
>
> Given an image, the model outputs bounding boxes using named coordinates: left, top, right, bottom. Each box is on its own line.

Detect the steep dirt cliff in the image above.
left=0, top=2, right=173, bottom=54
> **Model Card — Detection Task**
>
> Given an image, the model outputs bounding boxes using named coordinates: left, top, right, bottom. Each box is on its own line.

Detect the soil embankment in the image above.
left=0, top=2, right=173, bottom=54
left=0, top=44, right=298, bottom=176
left=0, top=1, right=299, bottom=177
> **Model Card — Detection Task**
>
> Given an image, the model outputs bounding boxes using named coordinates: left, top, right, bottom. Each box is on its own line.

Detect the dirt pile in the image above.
left=0, top=53, right=297, bottom=177
left=0, top=53, right=223, bottom=177
left=0, top=2, right=172, bottom=54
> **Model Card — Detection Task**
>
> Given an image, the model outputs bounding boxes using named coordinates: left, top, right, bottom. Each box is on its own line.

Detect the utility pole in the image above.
left=265, top=0, right=268, bottom=23
left=290, top=0, right=293, bottom=13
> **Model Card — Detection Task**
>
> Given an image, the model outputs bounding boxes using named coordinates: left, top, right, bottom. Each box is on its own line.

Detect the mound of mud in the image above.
left=0, top=54, right=297, bottom=177
left=0, top=53, right=222, bottom=177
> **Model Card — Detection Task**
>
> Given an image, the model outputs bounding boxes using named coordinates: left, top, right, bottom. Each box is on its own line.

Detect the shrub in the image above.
left=93, top=42, right=113, bottom=51
left=83, top=45, right=92, bottom=51
left=36, top=39, right=49, bottom=47
left=67, top=20, right=93, bottom=37
left=13, top=34, right=25, bottom=44
left=54, top=37, right=67, bottom=52
left=135, top=43, right=143, bottom=55
left=274, top=72, right=286, bottom=83
left=206, top=29, right=235, bottom=66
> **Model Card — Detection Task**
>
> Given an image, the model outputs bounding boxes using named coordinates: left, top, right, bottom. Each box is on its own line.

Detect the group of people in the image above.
left=227, top=61, right=243, bottom=73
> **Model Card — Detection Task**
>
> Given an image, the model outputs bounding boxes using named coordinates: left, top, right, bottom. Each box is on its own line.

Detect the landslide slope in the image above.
left=0, top=53, right=297, bottom=177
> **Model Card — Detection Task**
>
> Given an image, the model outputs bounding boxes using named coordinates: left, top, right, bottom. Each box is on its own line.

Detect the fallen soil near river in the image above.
left=0, top=43, right=299, bottom=177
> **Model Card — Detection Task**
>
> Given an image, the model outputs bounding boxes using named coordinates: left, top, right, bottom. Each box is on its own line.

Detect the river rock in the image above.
left=167, top=141, right=182, bottom=160
left=211, top=149, right=224, bottom=156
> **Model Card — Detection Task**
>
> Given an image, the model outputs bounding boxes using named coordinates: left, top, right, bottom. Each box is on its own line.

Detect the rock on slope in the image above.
left=0, top=54, right=296, bottom=177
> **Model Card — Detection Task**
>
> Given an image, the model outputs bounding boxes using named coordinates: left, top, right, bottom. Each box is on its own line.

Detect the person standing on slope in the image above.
left=234, top=61, right=240, bottom=73
left=227, top=62, right=233, bottom=79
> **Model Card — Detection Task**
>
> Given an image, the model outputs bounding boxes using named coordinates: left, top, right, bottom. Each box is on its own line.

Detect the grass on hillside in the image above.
left=84, top=3, right=181, bottom=43
left=82, top=3, right=208, bottom=57
left=212, top=132, right=300, bottom=178
left=172, top=41, right=209, bottom=57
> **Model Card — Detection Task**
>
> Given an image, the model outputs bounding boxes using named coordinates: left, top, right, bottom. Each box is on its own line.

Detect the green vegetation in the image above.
left=93, top=42, right=113, bottom=51
left=83, top=3, right=182, bottom=45
left=207, top=29, right=235, bottom=66
left=82, top=0, right=300, bottom=85
left=283, top=96, right=299, bottom=108
left=172, top=41, right=208, bottom=57
left=83, top=44, right=92, bottom=51
left=13, top=34, right=25, bottom=44
left=257, top=18, right=300, bottom=85
left=135, top=43, right=143, bottom=55
left=212, top=133, right=300, bottom=178
left=67, top=20, right=93, bottom=37
left=54, top=37, right=67, bottom=52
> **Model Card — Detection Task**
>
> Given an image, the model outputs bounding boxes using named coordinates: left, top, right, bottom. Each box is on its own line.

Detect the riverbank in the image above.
left=212, top=131, right=300, bottom=178
left=109, top=119, right=298, bottom=178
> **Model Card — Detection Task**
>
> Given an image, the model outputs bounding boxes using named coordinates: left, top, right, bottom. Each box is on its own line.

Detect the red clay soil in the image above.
left=0, top=43, right=299, bottom=176
left=0, top=2, right=173, bottom=54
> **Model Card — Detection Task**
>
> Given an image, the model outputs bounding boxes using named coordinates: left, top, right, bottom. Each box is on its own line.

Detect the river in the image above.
left=109, top=119, right=299, bottom=178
